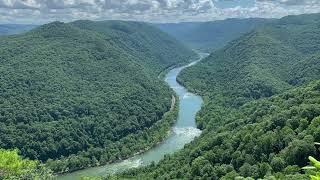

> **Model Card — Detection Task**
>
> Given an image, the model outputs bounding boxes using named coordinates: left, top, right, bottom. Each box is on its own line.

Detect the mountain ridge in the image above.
left=155, top=18, right=271, bottom=52
left=0, top=20, right=196, bottom=173
left=120, top=13, right=320, bottom=179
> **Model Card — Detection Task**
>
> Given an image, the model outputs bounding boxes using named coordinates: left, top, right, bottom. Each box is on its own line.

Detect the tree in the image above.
left=0, top=149, right=54, bottom=179
left=191, top=156, right=211, bottom=176
left=283, top=137, right=316, bottom=166
left=271, top=157, right=286, bottom=172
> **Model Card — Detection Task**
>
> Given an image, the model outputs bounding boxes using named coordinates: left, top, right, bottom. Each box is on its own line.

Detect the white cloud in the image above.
left=0, top=0, right=320, bottom=24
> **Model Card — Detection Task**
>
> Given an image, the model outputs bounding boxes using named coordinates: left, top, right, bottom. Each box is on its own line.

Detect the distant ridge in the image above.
left=0, top=20, right=196, bottom=173
left=122, top=13, right=320, bottom=179
left=0, top=24, right=36, bottom=35
left=155, top=18, right=271, bottom=52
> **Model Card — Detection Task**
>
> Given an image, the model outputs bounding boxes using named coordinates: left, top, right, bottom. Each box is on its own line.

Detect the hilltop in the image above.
left=0, top=20, right=196, bottom=173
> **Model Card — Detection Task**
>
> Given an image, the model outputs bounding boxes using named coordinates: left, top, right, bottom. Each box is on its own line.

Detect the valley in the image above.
left=0, top=8, right=320, bottom=180
left=0, top=20, right=196, bottom=177
left=119, top=13, right=320, bottom=179
left=58, top=53, right=208, bottom=180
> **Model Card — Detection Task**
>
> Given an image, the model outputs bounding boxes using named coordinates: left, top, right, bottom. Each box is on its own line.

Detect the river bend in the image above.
left=58, top=54, right=206, bottom=179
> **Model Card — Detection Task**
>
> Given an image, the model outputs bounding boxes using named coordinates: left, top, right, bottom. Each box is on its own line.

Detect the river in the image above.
left=58, top=54, right=207, bottom=179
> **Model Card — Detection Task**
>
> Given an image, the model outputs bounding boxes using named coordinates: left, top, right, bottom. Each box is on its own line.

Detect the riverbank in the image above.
left=51, top=93, right=179, bottom=176
left=54, top=56, right=199, bottom=176
left=58, top=56, right=204, bottom=179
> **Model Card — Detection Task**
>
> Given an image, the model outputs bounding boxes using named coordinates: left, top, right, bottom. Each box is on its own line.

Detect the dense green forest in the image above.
left=0, top=24, right=36, bottom=35
left=0, top=21, right=196, bottom=173
left=119, top=13, right=320, bottom=179
left=71, top=20, right=194, bottom=75
left=155, top=18, right=270, bottom=52
left=122, top=81, right=320, bottom=179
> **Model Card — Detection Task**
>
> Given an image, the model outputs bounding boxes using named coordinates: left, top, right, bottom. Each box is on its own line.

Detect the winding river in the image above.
left=58, top=54, right=206, bottom=180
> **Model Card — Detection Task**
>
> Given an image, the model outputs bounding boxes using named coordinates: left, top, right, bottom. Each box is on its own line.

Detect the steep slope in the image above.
left=178, top=13, right=320, bottom=116
left=0, top=24, right=36, bottom=35
left=71, top=20, right=196, bottom=74
left=156, top=18, right=270, bottom=52
left=0, top=21, right=195, bottom=173
left=123, top=81, right=320, bottom=179
left=122, top=13, right=320, bottom=179
left=290, top=53, right=320, bottom=85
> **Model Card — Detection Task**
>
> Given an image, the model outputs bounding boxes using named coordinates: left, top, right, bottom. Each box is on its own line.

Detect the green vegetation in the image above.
left=120, top=82, right=319, bottom=179
left=306, top=156, right=320, bottom=179
left=0, top=149, right=54, bottom=179
left=119, top=13, right=320, bottom=179
left=0, top=20, right=196, bottom=173
left=156, top=18, right=270, bottom=52
left=71, top=20, right=196, bottom=74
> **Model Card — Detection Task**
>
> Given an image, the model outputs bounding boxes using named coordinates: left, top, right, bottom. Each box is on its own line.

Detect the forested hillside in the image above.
left=156, top=18, right=270, bottom=52
left=178, top=13, right=320, bottom=114
left=123, top=81, right=320, bottom=179
left=120, top=13, right=320, bottom=179
left=72, top=20, right=194, bottom=74
left=0, top=21, right=196, bottom=173
left=0, top=24, right=36, bottom=35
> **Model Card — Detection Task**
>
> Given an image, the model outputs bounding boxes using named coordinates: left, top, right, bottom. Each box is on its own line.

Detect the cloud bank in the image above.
left=0, top=0, right=320, bottom=24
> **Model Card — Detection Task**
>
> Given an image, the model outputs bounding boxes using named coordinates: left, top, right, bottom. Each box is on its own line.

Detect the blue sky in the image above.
left=0, top=0, right=320, bottom=24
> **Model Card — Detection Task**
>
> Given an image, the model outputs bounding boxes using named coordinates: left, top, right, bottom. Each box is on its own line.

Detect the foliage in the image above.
left=0, top=20, right=195, bottom=173
left=177, top=13, right=320, bottom=129
left=71, top=20, right=197, bottom=75
left=304, top=156, right=320, bottom=180
left=156, top=18, right=270, bottom=52
left=118, top=13, right=320, bottom=179
left=0, top=148, right=54, bottom=179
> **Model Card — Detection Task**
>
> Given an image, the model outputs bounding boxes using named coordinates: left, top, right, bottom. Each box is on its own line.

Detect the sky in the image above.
left=0, top=0, right=320, bottom=24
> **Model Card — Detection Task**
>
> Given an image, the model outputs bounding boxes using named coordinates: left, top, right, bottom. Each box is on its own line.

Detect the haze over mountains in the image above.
left=0, top=24, right=36, bottom=35
left=1, top=9, right=320, bottom=180
left=0, top=20, right=196, bottom=173
left=156, top=18, right=271, bottom=52
left=120, top=13, right=320, bottom=179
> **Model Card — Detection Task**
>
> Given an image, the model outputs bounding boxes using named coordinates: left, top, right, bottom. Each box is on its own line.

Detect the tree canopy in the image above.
left=119, top=13, right=320, bottom=179
left=155, top=18, right=270, bottom=52
left=0, top=20, right=196, bottom=173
